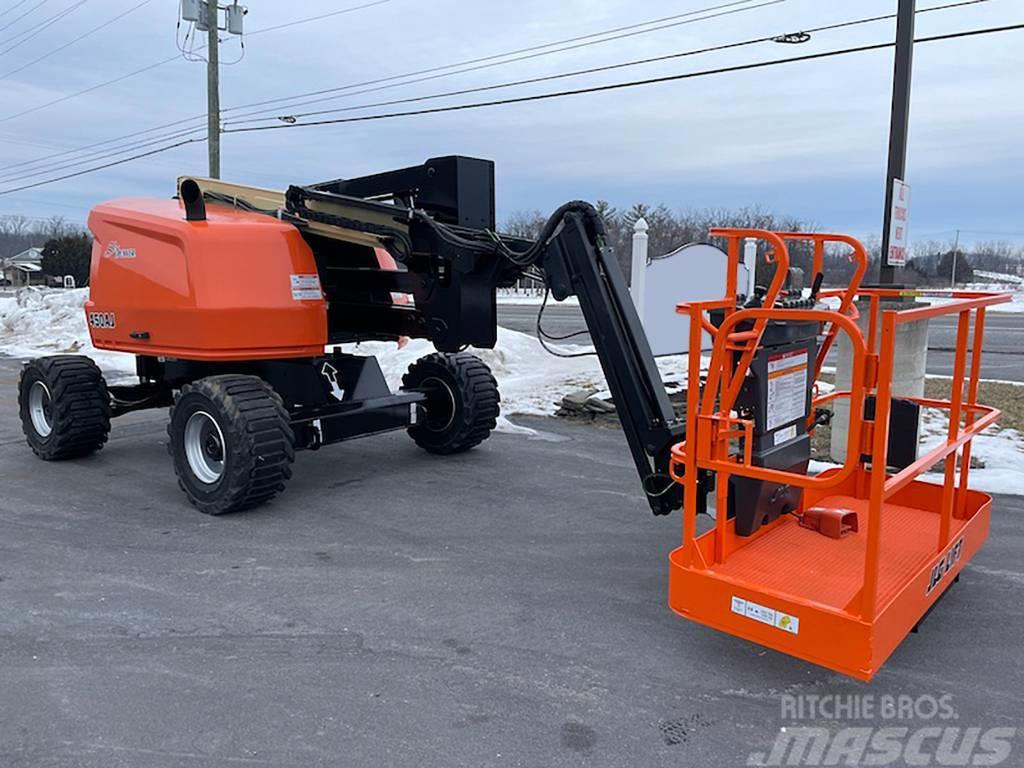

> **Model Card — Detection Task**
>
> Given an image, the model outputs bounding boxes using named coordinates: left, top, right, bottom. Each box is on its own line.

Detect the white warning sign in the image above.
left=887, top=179, right=911, bottom=267
left=731, top=596, right=800, bottom=635
left=290, top=273, right=322, bottom=301
left=765, top=350, right=808, bottom=431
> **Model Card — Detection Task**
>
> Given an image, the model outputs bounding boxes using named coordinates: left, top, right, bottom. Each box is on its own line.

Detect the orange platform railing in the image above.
left=669, top=229, right=1010, bottom=621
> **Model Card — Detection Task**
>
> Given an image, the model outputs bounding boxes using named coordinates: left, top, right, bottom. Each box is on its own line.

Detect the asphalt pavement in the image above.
left=499, top=303, right=1024, bottom=381
left=1, top=356, right=1022, bottom=767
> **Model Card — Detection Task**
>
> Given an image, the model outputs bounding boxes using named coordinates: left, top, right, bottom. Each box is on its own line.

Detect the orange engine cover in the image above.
left=86, top=198, right=328, bottom=360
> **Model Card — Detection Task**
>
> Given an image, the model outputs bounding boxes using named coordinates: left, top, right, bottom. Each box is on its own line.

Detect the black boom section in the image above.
left=539, top=212, right=684, bottom=515
left=311, top=155, right=495, bottom=230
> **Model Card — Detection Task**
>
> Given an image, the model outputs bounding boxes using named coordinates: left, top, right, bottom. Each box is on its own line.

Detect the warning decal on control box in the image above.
left=731, top=596, right=800, bottom=635
left=765, top=349, right=808, bottom=430
left=290, top=273, right=322, bottom=301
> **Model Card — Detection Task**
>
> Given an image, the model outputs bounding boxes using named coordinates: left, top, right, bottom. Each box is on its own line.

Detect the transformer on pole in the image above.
left=179, top=1, right=247, bottom=179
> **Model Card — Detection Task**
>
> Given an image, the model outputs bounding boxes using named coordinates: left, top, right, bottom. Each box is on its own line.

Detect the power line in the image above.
left=0, top=1, right=34, bottom=21
left=0, top=125, right=207, bottom=183
left=0, top=0, right=769, bottom=164
left=0, top=0, right=999, bottom=183
left=0, top=0, right=87, bottom=57
left=0, top=1, right=783, bottom=183
left=224, top=0, right=994, bottom=129
left=0, top=136, right=202, bottom=195
left=0, top=0, right=156, bottom=79
left=0, top=0, right=390, bottom=124
left=1, top=0, right=991, bottom=180
left=0, top=0, right=49, bottom=34
left=222, top=0, right=775, bottom=119
left=0, top=0, right=999, bottom=185
left=0, top=130, right=68, bottom=150
left=217, top=24, right=1024, bottom=137
left=0, top=53, right=178, bottom=124
left=3, top=22, right=1021, bottom=197
left=244, top=0, right=390, bottom=37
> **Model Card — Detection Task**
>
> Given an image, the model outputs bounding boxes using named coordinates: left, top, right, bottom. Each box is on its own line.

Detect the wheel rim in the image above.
left=420, top=376, right=457, bottom=432
left=184, top=411, right=226, bottom=484
left=28, top=381, right=53, bottom=438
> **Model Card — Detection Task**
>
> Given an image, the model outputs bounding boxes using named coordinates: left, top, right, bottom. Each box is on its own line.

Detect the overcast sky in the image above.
left=0, top=0, right=1021, bottom=246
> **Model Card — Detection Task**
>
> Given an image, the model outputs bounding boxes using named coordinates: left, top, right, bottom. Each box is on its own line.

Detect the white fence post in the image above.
left=630, top=217, right=649, bottom=316
left=743, top=238, right=757, bottom=298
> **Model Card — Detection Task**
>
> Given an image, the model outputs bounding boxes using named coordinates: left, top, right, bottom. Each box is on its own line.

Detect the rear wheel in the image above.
left=168, top=375, right=295, bottom=515
left=18, top=355, right=110, bottom=460
left=402, top=352, right=499, bottom=454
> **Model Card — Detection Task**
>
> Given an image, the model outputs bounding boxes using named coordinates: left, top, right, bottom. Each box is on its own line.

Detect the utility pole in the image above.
left=181, top=1, right=246, bottom=178
left=879, top=0, right=916, bottom=284
left=951, top=229, right=960, bottom=287
left=206, top=0, right=220, bottom=179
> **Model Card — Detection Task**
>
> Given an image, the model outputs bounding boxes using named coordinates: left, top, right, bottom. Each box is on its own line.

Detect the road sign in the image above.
left=887, top=179, right=911, bottom=267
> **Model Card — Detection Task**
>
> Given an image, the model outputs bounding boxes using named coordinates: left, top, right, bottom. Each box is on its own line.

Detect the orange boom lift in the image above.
left=15, top=156, right=1008, bottom=680
left=668, top=229, right=1009, bottom=680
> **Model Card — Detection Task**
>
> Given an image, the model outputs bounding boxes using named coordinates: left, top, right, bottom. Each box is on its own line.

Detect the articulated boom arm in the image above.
left=533, top=207, right=684, bottom=515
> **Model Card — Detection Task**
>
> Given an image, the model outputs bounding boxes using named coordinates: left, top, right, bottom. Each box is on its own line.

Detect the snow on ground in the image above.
left=819, top=289, right=1024, bottom=314
left=348, top=331, right=605, bottom=423
left=0, top=288, right=689, bottom=433
left=917, top=408, right=1024, bottom=497
left=810, top=407, right=1024, bottom=497
left=916, top=285, right=1024, bottom=313
left=496, top=290, right=578, bottom=306
left=0, top=288, right=136, bottom=380
left=974, top=270, right=1024, bottom=285
left=3, top=288, right=1019, bottom=493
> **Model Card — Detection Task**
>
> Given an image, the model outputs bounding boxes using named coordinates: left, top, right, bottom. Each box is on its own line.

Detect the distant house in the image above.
left=1, top=246, right=44, bottom=287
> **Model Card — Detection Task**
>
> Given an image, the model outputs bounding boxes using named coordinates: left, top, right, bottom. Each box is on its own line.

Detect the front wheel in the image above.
left=402, top=352, right=499, bottom=455
left=167, top=375, right=295, bottom=515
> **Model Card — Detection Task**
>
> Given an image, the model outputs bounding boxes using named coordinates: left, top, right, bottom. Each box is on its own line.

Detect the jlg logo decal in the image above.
left=88, top=312, right=116, bottom=329
left=927, top=536, right=964, bottom=595
left=102, top=240, right=137, bottom=259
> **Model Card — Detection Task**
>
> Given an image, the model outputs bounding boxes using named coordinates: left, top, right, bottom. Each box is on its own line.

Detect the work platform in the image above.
left=667, top=228, right=1008, bottom=680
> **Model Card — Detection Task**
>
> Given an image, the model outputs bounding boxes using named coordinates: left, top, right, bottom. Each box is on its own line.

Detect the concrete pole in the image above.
left=831, top=300, right=929, bottom=463
left=206, top=0, right=221, bottom=179
left=879, top=0, right=915, bottom=284
left=630, top=217, right=649, bottom=318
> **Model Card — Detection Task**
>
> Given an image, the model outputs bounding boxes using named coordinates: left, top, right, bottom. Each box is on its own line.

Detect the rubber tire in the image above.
left=18, top=355, right=110, bottom=460
left=402, top=352, right=499, bottom=455
left=167, top=375, right=295, bottom=515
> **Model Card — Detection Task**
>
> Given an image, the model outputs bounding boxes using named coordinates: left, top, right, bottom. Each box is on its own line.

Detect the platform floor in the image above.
left=708, top=495, right=962, bottom=611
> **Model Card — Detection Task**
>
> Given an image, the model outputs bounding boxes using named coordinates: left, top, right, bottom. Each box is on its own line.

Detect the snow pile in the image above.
left=811, top=410, right=1024, bottom=497
left=914, top=279, right=1024, bottom=313
left=0, top=288, right=136, bottom=379
left=818, top=290, right=1024, bottom=314
left=918, top=409, right=1024, bottom=497
left=3, top=289, right=1017, bottom=495
left=351, top=333, right=689, bottom=418
left=496, top=290, right=578, bottom=306
left=347, top=330, right=605, bottom=418
left=973, top=270, right=1024, bottom=285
